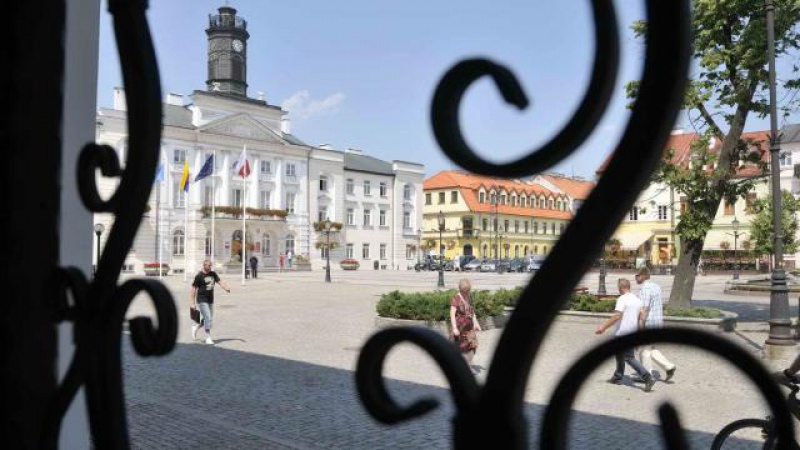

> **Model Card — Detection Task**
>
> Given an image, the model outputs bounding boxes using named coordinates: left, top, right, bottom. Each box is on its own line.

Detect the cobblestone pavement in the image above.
left=121, top=270, right=800, bottom=449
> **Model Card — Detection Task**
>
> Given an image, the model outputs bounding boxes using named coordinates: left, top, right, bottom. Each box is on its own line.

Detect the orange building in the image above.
left=422, top=171, right=594, bottom=259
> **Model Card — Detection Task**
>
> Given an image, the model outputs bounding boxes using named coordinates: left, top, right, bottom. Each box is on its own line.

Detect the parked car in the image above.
left=508, top=258, right=526, bottom=273
left=480, top=259, right=497, bottom=272
left=462, top=258, right=483, bottom=271
left=443, top=259, right=456, bottom=271
left=452, top=255, right=477, bottom=271
left=526, top=255, right=547, bottom=272
left=415, top=255, right=444, bottom=271
left=497, top=259, right=512, bottom=273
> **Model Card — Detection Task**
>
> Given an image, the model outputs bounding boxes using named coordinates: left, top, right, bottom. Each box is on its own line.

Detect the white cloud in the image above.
left=281, top=90, right=346, bottom=119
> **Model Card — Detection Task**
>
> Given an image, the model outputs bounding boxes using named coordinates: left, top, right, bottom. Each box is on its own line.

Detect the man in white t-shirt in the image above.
left=595, top=278, right=655, bottom=392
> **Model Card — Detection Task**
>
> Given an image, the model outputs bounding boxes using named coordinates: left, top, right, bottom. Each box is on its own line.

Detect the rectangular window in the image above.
left=403, top=185, right=412, bottom=200
left=380, top=244, right=387, bottom=260
left=232, top=188, right=243, bottom=207
left=319, top=176, right=328, bottom=192
left=658, top=205, right=668, bottom=220
left=629, top=207, right=639, bottom=221
left=172, top=149, right=186, bottom=164
left=438, top=192, right=445, bottom=204
left=347, top=208, right=355, bottom=226
left=500, top=194, right=506, bottom=205
left=406, top=245, right=413, bottom=259
left=346, top=179, right=355, bottom=195
left=511, top=196, right=516, bottom=207
left=451, top=191, right=458, bottom=203
left=504, top=220, right=509, bottom=232
left=260, top=160, right=271, bottom=174
left=425, top=193, right=432, bottom=205
left=534, top=222, right=539, bottom=234
left=493, top=218, right=498, bottom=231
left=724, top=200, right=735, bottom=215
left=490, top=193, right=496, bottom=205
left=285, top=163, right=296, bottom=177
left=362, top=243, right=370, bottom=259
left=364, top=209, right=371, bottom=226
left=403, top=211, right=411, bottom=228
left=514, top=220, right=519, bottom=233
left=524, top=221, right=529, bottom=233
left=380, top=182, right=387, bottom=197
left=321, top=247, right=329, bottom=259
left=379, top=209, right=387, bottom=226
left=542, top=222, right=547, bottom=235
left=521, top=197, right=526, bottom=208
left=745, top=193, right=757, bottom=214
left=781, top=151, right=793, bottom=167
left=364, top=181, right=371, bottom=196
left=259, top=190, right=270, bottom=209
left=318, top=206, right=328, bottom=222
left=346, top=243, right=354, bottom=259
left=551, top=223, right=556, bottom=234
left=286, top=192, right=296, bottom=214
left=482, top=218, right=488, bottom=230
left=479, top=192, right=485, bottom=203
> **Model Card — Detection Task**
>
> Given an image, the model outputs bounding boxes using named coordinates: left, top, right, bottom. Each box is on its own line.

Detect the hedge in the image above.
left=377, top=289, right=723, bottom=320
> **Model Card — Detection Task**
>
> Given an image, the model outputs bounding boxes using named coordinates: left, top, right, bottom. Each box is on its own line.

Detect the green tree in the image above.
left=628, top=0, right=800, bottom=308
left=749, top=190, right=800, bottom=257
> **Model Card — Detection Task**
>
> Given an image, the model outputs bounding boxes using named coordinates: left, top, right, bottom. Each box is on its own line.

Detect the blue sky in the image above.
left=96, top=1, right=787, bottom=180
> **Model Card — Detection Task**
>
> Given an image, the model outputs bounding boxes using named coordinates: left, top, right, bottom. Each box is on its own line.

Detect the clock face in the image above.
left=232, top=39, right=244, bottom=52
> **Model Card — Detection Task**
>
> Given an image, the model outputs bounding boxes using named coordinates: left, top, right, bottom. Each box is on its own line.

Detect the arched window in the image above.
left=514, top=245, right=519, bottom=257
left=523, top=245, right=529, bottom=255
left=482, top=244, right=488, bottom=257
left=204, top=231, right=212, bottom=256
left=543, top=245, right=548, bottom=254
left=534, top=245, right=539, bottom=254
left=540, top=196, right=546, bottom=208
left=557, top=200, right=562, bottom=210
left=285, top=234, right=295, bottom=254
left=549, top=198, right=555, bottom=209
left=172, top=229, right=185, bottom=256
left=520, top=196, right=526, bottom=208
left=262, top=234, right=271, bottom=256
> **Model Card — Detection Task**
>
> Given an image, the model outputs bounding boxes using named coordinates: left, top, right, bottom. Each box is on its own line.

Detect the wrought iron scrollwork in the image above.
left=43, top=0, right=176, bottom=448
left=356, top=1, right=796, bottom=448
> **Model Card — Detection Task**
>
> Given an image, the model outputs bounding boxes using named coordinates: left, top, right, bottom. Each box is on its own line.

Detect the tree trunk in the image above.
left=669, top=236, right=704, bottom=309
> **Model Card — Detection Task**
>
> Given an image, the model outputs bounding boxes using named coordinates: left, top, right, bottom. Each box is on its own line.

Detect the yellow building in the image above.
left=422, top=171, right=594, bottom=260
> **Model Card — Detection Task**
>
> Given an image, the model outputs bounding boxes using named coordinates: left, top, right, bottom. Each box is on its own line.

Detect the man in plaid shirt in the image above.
left=636, top=268, right=677, bottom=381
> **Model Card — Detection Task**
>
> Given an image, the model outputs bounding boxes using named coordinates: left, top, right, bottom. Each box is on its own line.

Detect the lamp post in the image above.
left=438, top=210, right=445, bottom=288
left=417, top=228, right=422, bottom=267
left=323, top=219, right=332, bottom=283
left=732, top=217, right=741, bottom=280
left=765, top=0, right=793, bottom=349
left=497, top=234, right=504, bottom=273
left=599, top=250, right=607, bottom=296
left=93, top=223, right=105, bottom=276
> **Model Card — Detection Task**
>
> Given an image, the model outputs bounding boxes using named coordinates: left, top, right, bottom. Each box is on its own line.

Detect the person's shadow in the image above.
left=211, top=338, right=247, bottom=344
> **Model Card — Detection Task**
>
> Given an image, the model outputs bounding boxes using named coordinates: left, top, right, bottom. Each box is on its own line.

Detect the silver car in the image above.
left=463, top=258, right=483, bottom=271
left=480, top=260, right=498, bottom=272
left=527, top=255, right=547, bottom=272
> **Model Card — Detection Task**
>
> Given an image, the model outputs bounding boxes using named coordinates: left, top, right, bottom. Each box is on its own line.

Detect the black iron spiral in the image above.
left=42, top=0, right=177, bottom=448
left=356, top=1, right=797, bottom=449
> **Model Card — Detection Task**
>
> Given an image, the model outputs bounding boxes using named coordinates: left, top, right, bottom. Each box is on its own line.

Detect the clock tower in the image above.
left=206, top=5, right=249, bottom=97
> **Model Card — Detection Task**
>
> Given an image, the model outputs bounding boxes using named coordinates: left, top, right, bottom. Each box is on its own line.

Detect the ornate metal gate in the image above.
left=4, top=0, right=796, bottom=449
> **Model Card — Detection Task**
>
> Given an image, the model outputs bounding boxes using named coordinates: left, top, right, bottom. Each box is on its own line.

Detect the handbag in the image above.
left=190, top=306, right=202, bottom=324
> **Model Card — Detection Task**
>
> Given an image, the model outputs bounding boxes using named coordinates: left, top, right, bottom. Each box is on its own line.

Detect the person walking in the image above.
left=636, top=267, right=677, bottom=381
left=287, top=250, right=293, bottom=268
left=249, top=255, right=258, bottom=279
left=190, top=259, right=231, bottom=345
left=595, top=278, right=655, bottom=392
left=279, top=253, right=285, bottom=272
left=450, top=278, right=482, bottom=375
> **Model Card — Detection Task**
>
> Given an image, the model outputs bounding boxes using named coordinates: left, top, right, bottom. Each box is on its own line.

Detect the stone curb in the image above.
left=375, top=309, right=737, bottom=333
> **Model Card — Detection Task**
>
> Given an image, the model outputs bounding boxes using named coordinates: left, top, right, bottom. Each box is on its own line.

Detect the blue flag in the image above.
left=194, top=155, right=214, bottom=182
left=154, top=163, right=164, bottom=183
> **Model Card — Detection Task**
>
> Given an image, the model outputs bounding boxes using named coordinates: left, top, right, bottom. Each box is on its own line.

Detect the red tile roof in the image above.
left=595, top=130, right=770, bottom=177
left=539, top=174, right=596, bottom=200
left=424, top=171, right=573, bottom=220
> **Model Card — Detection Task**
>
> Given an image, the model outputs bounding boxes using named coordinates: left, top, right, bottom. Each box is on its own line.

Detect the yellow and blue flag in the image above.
left=180, top=159, right=190, bottom=192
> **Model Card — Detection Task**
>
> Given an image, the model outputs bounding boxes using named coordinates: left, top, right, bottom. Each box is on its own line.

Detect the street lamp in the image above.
left=497, top=234, right=504, bottom=273
left=93, top=223, right=105, bottom=276
left=731, top=217, right=742, bottom=280
left=438, top=210, right=445, bottom=288
left=417, top=228, right=422, bottom=267
left=323, top=219, right=332, bottom=283
left=765, top=0, right=793, bottom=349
left=599, top=248, right=607, bottom=296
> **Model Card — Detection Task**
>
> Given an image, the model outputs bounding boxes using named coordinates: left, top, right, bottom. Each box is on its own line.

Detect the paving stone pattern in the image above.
left=120, top=271, right=800, bottom=449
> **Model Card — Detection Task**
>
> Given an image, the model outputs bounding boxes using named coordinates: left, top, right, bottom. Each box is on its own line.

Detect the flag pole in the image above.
left=211, top=149, right=216, bottom=267
left=242, top=145, right=247, bottom=287
left=183, top=188, right=188, bottom=282
left=156, top=177, right=161, bottom=280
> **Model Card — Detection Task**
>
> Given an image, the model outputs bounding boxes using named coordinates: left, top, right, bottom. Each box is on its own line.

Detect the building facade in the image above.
left=422, top=171, right=595, bottom=260
left=94, top=5, right=423, bottom=275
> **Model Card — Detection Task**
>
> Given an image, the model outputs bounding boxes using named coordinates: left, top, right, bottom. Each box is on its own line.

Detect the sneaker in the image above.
left=607, top=377, right=623, bottom=385
left=773, top=369, right=799, bottom=387
left=644, top=376, right=656, bottom=392
left=205, top=336, right=215, bottom=345
left=630, top=374, right=645, bottom=383
left=665, top=367, right=676, bottom=382
left=191, top=324, right=200, bottom=341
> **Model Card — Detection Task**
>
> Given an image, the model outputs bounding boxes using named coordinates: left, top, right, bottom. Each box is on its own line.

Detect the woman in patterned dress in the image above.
left=449, top=279, right=482, bottom=372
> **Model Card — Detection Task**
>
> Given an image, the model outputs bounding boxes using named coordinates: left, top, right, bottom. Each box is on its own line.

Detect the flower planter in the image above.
left=340, top=260, right=360, bottom=270
left=143, top=263, right=170, bottom=276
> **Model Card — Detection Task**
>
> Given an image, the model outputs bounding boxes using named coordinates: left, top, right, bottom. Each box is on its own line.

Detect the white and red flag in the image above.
left=231, top=146, right=251, bottom=177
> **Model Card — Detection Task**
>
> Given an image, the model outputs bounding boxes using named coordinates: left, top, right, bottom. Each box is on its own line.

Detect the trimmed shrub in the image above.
left=377, top=289, right=505, bottom=321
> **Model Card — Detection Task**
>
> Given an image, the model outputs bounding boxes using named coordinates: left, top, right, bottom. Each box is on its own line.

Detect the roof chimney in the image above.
left=319, top=143, right=334, bottom=150
left=281, top=117, right=291, bottom=135
left=258, top=91, right=266, bottom=101
left=113, top=87, right=127, bottom=111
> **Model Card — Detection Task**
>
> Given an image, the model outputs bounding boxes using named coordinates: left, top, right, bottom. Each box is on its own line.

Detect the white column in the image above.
left=274, top=158, right=284, bottom=209
left=250, top=157, right=259, bottom=208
